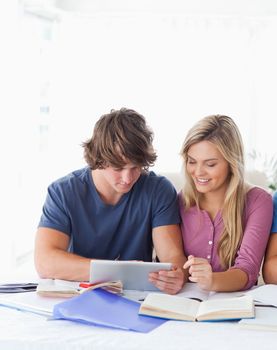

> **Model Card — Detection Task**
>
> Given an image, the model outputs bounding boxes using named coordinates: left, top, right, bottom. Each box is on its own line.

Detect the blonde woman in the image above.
left=180, top=115, right=273, bottom=291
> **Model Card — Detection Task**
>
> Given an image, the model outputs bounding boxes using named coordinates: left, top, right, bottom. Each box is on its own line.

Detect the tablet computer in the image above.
left=90, top=260, right=172, bottom=291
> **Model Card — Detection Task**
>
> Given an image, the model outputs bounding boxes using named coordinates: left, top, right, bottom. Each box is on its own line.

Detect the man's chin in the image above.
left=116, top=184, right=133, bottom=193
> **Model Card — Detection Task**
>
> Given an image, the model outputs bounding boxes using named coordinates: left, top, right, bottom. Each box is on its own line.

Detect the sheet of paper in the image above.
left=177, top=283, right=210, bottom=301
left=177, top=283, right=244, bottom=301
left=245, top=284, right=277, bottom=307
left=239, top=306, right=277, bottom=330
left=123, top=289, right=150, bottom=302
left=0, top=291, right=65, bottom=316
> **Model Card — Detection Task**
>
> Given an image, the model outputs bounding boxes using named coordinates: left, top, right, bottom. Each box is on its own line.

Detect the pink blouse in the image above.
left=178, top=187, right=273, bottom=290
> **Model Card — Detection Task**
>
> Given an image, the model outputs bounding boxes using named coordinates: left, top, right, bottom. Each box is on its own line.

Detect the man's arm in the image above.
left=263, top=234, right=277, bottom=284
left=149, top=224, right=188, bottom=294
left=34, top=227, right=91, bottom=281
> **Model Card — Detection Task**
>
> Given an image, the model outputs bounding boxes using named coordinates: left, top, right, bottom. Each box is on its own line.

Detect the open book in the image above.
left=139, top=293, right=254, bottom=321
left=36, top=278, right=123, bottom=297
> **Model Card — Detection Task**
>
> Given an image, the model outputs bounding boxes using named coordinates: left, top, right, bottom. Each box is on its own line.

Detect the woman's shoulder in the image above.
left=177, top=190, right=199, bottom=216
left=245, top=185, right=273, bottom=205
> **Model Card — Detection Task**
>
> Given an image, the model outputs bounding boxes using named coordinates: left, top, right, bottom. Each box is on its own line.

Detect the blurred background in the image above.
left=1, top=0, right=276, bottom=278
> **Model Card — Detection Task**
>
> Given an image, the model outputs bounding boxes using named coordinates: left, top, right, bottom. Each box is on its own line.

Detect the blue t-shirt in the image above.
left=38, top=167, right=180, bottom=261
left=271, top=191, right=277, bottom=233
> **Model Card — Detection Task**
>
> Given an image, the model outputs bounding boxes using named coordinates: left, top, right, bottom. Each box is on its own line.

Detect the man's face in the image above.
left=101, top=162, right=142, bottom=195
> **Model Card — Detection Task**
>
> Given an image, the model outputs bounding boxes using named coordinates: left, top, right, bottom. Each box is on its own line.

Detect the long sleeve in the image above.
left=230, top=187, right=273, bottom=289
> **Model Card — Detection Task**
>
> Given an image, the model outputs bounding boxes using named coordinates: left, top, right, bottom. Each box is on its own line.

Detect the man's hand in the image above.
left=148, top=265, right=185, bottom=294
left=183, top=255, right=213, bottom=291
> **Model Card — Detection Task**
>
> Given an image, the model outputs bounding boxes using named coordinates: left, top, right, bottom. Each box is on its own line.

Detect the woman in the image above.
left=263, top=191, right=277, bottom=284
left=180, top=115, right=273, bottom=291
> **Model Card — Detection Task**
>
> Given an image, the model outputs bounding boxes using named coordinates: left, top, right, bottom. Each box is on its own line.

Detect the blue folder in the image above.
left=52, top=289, right=167, bottom=333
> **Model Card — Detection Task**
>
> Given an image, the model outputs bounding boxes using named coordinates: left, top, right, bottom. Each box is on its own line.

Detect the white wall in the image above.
left=1, top=0, right=277, bottom=276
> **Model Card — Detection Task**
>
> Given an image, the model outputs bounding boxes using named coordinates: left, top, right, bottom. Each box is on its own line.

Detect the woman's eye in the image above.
left=207, top=163, right=216, bottom=167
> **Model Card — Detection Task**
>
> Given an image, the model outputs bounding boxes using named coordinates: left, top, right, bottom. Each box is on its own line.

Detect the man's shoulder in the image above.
left=138, top=171, right=175, bottom=190
left=134, top=171, right=177, bottom=202
left=49, top=167, right=90, bottom=191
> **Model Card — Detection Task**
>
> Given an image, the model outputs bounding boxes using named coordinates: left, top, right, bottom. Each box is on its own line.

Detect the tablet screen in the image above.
left=90, top=260, right=172, bottom=291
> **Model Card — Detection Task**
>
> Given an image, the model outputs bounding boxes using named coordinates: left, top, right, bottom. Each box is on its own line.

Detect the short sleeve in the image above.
left=151, top=177, right=180, bottom=228
left=271, top=191, right=277, bottom=233
left=38, top=182, right=71, bottom=235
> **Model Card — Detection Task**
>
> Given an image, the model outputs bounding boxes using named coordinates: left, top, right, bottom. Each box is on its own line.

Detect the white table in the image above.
left=1, top=275, right=277, bottom=350
left=0, top=301, right=277, bottom=350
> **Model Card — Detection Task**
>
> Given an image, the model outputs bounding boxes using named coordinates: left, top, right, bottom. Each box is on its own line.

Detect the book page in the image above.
left=245, top=284, right=277, bottom=307
left=141, top=293, right=200, bottom=319
left=177, top=283, right=210, bottom=301
left=196, top=295, right=254, bottom=320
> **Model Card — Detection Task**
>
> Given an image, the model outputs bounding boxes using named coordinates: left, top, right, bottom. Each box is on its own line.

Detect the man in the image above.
left=35, top=108, right=187, bottom=294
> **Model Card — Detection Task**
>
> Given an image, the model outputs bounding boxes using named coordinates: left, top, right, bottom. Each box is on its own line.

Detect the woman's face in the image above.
left=186, top=140, right=230, bottom=196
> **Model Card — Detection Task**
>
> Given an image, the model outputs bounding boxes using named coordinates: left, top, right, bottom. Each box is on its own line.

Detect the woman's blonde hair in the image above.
left=180, top=115, right=247, bottom=269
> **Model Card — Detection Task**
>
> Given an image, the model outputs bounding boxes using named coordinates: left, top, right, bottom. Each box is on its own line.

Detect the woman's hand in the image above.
left=183, top=255, right=214, bottom=291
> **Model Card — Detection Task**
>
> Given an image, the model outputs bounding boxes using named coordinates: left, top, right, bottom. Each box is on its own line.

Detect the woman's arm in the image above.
left=183, top=256, right=248, bottom=292
left=229, top=188, right=273, bottom=289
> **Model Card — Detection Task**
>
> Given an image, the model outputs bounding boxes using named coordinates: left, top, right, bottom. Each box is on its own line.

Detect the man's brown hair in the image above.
left=83, top=108, right=157, bottom=170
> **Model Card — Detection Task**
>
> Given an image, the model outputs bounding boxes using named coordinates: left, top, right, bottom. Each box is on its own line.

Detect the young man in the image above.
left=35, top=108, right=187, bottom=294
